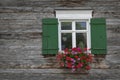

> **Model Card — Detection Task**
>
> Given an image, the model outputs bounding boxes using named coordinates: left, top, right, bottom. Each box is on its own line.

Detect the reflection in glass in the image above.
left=76, top=33, right=87, bottom=48
left=76, top=22, right=86, bottom=30
left=61, top=22, right=72, bottom=30
left=61, top=33, right=72, bottom=50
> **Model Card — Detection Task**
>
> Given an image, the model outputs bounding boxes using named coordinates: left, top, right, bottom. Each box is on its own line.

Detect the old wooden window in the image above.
left=56, top=10, right=92, bottom=51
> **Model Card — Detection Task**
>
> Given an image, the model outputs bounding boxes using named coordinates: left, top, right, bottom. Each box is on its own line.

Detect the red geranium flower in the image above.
left=75, top=56, right=79, bottom=59
left=85, top=66, right=91, bottom=70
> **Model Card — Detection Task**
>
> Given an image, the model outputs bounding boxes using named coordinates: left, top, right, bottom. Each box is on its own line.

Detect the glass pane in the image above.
left=61, top=33, right=72, bottom=50
left=76, top=22, right=86, bottom=30
left=76, top=33, right=87, bottom=48
left=61, top=22, right=72, bottom=30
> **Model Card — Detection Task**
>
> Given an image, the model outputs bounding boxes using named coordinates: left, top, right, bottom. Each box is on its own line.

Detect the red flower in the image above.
left=64, top=48, right=68, bottom=52
left=87, top=54, right=93, bottom=62
left=86, top=58, right=90, bottom=62
left=78, top=49, right=82, bottom=53
left=67, top=62, right=72, bottom=68
left=72, top=47, right=77, bottom=51
left=76, top=63, right=83, bottom=68
left=75, top=56, right=79, bottom=59
left=85, top=66, right=91, bottom=70
left=81, top=56, right=86, bottom=60
left=66, top=56, right=72, bottom=61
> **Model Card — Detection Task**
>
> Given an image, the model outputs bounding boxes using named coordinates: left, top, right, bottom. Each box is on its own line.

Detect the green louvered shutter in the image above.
left=90, top=18, right=107, bottom=54
left=42, top=18, right=58, bottom=54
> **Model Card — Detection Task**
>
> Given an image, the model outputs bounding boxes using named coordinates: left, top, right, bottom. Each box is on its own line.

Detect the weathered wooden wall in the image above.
left=0, top=0, right=120, bottom=69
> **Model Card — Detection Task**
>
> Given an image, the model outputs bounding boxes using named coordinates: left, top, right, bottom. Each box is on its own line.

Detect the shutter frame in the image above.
left=42, top=18, right=58, bottom=54
left=90, top=18, right=107, bottom=54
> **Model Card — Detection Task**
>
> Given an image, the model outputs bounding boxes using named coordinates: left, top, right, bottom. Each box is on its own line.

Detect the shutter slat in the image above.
left=90, top=18, right=107, bottom=54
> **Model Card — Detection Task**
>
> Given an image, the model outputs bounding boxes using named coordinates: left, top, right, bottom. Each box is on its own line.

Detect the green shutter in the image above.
left=90, top=18, right=107, bottom=54
left=42, top=18, right=58, bottom=54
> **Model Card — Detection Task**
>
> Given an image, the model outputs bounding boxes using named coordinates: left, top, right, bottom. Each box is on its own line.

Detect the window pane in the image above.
left=61, top=22, right=72, bottom=30
left=76, top=22, right=86, bottom=30
left=61, top=33, right=72, bottom=50
left=76, top=33, right=87, bottom=48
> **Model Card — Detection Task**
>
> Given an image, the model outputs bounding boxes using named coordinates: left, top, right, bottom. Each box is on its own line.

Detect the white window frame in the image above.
left=55, top=10, right=92, bottom=51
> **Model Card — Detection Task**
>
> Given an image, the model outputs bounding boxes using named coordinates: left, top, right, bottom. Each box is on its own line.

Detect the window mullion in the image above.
left=72, top=21, right=76, bottom=48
